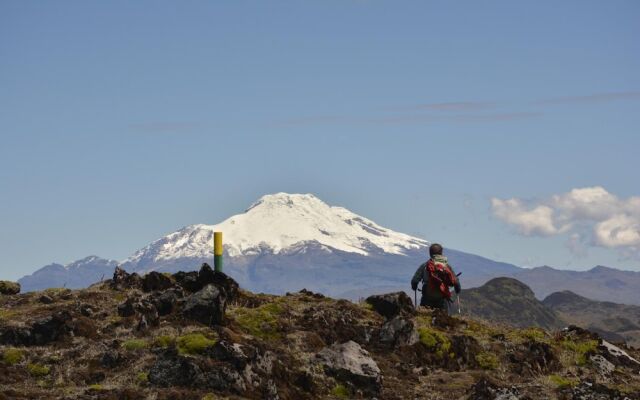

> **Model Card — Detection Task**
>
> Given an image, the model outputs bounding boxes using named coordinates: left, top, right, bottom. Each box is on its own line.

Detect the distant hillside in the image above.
left=460, top=277, right=564, bottom=330
left=18, top=256, right=117, bottom=292
left=543, top=290, right=640, bottom=347
left=512, top=265, right=640, bottom=305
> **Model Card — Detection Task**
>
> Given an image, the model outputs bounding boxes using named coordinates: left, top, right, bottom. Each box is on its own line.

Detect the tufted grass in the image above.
left=230, top=302, right=284, bottom=340
left=2, top=348, right=24, bottom=365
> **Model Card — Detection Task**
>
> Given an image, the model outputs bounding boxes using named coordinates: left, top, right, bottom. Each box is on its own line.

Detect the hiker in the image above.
left=411, top=243, right=461, bottom=311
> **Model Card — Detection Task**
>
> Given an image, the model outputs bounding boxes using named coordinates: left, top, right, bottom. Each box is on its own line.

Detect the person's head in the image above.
left=429, top=243, right=443, bottom=258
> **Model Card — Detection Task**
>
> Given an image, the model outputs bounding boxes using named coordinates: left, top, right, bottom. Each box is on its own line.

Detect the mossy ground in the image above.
left=0, top=281, right=639, bottom=399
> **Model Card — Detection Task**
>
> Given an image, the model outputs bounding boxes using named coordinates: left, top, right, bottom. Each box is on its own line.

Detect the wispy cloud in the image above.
left=129, top=122, right=201, bottom=134
left=273, top=112, right=540, bottom=127
left=537, top=91, right=640, bottom=105
left=413, top=101, right=494, bottom=111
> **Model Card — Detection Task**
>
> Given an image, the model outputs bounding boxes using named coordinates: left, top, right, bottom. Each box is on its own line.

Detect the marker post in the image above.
left=214, top=231, right=223, bottom=272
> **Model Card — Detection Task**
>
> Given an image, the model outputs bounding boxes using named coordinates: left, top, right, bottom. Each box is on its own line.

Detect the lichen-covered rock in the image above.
left=468, top=377, right=522, bottom=400
left=148, top=351, right=204, bottom=387
left=197, top=263, right=239, bottom=302
left=0, top=280, right=20, bottom=295
left=379, top=315, right=418, bottom=346
left=599, top=340, right=640, bottom=372
left=366, top=291, right=414, bottom=320
left=316, top=340, right=382, bottom=395
left=183, top=284, right=225, bottom=326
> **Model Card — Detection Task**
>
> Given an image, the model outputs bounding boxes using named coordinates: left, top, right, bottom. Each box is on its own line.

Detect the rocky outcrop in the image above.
left=0, top=281, right=20, bottom=295
left=0, top=311, right=72, bottom=346
left=365, top=291, right=415, bottom=319
left=183, top=284, right=226, bottom=326
left=316, top=340, right=382, bottom=395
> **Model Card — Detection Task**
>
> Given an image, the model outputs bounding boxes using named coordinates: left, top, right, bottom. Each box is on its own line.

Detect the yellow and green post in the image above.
left=214, top=231, right=223, bottom=272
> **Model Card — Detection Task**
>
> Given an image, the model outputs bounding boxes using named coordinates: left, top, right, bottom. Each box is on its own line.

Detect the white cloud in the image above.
left=490, top=198, right=564, bottom=236
left=491, top=186, right=640, bottom=259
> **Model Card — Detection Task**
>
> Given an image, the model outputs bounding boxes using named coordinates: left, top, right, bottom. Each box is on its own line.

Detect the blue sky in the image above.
left=1, top=1, right=639, bottom=280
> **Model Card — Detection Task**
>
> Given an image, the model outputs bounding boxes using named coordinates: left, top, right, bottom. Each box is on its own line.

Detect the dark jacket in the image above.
left=411, top=255, right=461, bottom=303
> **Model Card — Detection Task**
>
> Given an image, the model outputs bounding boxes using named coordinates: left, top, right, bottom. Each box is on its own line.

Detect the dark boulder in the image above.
left=31, top=311, right=72, bottom=345
left=117, top=298, right=136, bottom=317
left=206, top=340, right=252, bottom=369
left=148, top=351, right=204, bottom=387
left=509, top=340, right=560, bottom=375
left=151, top=289, right=181, bottom=316
left=0, top=281, right=20, bottom=295
left=39, top=295, right=54, bottom=304
left=467, top=377, right=521, bottom=400
left=141, top=271, right=174, bottom=292
left=0, top=326, right=33, bottom=346
left=173, top=271, right=200, bottom=293
left=100, top=350, right=122, bottom=369
left=366, top=292, right=414, bottom=320
left=110, top=267, right=142, bottom=290
left=135, top=299, right=159, bottom=331
left=183, top=284, right=225, bottom=326
left=197, top=263, right=239, bottom=302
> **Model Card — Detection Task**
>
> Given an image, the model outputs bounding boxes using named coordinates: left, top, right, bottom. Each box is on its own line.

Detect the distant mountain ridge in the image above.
left=18, top=256, right=117, bottom=292
left=543, top=290, right=640, bottom=347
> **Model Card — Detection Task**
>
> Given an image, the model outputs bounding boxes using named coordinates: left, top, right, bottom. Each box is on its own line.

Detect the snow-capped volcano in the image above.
left=122, top=193, right=429, bottom=269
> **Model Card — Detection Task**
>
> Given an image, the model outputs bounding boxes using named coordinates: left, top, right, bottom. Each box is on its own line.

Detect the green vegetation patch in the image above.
left=560, top=339, right=598, bottom=366
left=519, top=327, right=549, bottom=342
left=549, top=374, right=577, bottom=388
left=122, top=339, right=148, bottom=351
left=177, top=333, right=217, bottom=355
left=136, top=372, right=148, bottom=384
left=0, top=309, right=17, bottom=320
left=88, top=384, right=104, bottom=391
left=230, top=302, right=285, bottom=340
left=154, top=335, right=175, bottom=348
left=331, top=384, right=350, bottom=399
left=2, top=348, right=24, bottom=365
left=27, top=363, right=51, bottom=377
left=418, top=327, right=452, bottom=359
left=475, top=352, right=499, bottom=370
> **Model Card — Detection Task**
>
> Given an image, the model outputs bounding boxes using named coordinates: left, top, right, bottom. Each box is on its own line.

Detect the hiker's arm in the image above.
left=411, top=264, right=424, bottom=291
left=448, top=264, right=462, bottom=294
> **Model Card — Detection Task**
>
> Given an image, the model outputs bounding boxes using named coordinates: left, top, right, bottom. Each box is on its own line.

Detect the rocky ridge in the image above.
left=1, top=267, right=639, bottom=399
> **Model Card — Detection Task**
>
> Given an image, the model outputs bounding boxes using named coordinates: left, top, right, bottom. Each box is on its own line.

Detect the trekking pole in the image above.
left=457, top=294, right=462, bottom=315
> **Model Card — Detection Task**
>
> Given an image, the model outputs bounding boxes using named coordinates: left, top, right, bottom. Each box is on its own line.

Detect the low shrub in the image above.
left=27, top=363, right=51, bottom=377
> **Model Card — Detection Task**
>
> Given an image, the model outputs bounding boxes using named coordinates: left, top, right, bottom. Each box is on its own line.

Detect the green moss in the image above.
left=177, top=333, right=217, bottom=355
left=154, top=335, right=175, bottom=348
left=202, top=394, right=218, bottom=400
left=42, top=288, right=71, bottom=297
left=2, top=348, right=24, bottom=365
left=27, top=363, right=51, bottom=377
left=475, top=352, right=499, bottom=370
left=549, top=374, right=577, bottom=388
left=331, top=384, right=350, bottom=399
left=520, top=327, right=548, bottom=342
left=561, top=339, right=598, bottom=366
left=136, top=372, right=148, bottom=384
left=122, top=339, right=148, bottom=351
left=0, top=309, right=17, bottom=320
left=230, top=302, right=284, bottom=340
left=418, top=327, right=451, bottom=359
left=88, top=384, right=104, bottom=391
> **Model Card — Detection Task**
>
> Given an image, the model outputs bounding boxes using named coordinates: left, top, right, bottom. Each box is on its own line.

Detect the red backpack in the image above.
left=426, top=259, right=457, bottom=299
